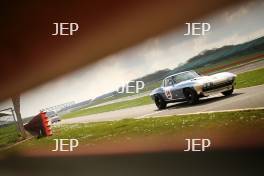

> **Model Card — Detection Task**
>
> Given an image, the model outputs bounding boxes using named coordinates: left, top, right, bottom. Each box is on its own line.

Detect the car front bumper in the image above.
left=202, top=84, right=233, bottom=96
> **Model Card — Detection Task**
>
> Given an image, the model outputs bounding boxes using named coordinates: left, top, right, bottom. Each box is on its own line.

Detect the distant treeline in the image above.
left=169, top=36, right=264, bottom=74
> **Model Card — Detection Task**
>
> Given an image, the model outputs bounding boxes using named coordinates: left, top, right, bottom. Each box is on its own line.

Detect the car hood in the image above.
left=178, top=72, right=236, bottom=86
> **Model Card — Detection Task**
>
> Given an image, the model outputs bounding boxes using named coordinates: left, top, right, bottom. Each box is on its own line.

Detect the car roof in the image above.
left=164, top=70, right=196, bottom=80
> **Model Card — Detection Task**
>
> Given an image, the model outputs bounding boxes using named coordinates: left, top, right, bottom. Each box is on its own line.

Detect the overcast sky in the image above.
left=1, top=0, right=264, bottom=117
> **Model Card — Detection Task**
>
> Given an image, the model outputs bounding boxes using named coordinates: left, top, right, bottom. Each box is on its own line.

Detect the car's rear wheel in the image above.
left=222, top=87, right=234, bottom=96
left=184, top=88, right=199, bottom=105
left=154, top=95, right=167, bottom=110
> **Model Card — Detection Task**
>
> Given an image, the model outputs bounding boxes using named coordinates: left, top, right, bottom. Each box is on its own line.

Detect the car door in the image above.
left=163, top=77, right=181, bottom=100
left=170, top=76, right=185, bottom=99
left=163, top=77, right=174, bottom=100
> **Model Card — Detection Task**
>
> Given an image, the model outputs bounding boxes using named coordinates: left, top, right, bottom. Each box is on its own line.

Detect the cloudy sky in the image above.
left=1, top=0, right=264, bottom=117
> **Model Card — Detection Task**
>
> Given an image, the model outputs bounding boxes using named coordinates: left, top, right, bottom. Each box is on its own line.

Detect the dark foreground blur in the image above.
left=1, top=149, right=263, bottom=176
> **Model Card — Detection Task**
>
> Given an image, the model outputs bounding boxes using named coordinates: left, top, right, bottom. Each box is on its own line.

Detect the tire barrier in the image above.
left=24, top=112, right=52, bottom=137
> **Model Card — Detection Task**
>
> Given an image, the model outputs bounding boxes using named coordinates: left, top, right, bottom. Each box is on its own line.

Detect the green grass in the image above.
left=0, top=124, right=20, bottom=148
left=16, top=109, right=264, bottom=148
left=62, top=96, right=153, bottom=119
left=62, top=68, right=264, bottom=119
left=236, top=67, right=264, bottom=88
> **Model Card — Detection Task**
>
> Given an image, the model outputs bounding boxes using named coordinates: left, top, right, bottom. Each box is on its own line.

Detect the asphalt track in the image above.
left=59, top=84, right=264, bottom=124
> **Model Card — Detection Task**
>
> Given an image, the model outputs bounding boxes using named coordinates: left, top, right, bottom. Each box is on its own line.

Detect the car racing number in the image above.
left=165, top=88, right=173, bottom=100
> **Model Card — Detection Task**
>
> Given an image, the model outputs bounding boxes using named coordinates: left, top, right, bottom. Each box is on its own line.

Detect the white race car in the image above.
left=150, top=70, right=236, bottom=109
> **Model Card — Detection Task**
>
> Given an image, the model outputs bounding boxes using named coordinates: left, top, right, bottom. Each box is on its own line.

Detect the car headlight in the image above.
left=203, top=82, right=213, bottom=88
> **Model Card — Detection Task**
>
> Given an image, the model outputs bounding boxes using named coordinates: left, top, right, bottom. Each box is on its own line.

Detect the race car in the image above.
left=46, top=111, right=61, bottom=123
left=150, top=70, right=236, bottom=110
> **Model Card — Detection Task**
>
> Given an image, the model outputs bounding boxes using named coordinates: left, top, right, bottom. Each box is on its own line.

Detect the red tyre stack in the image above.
left=40, top=112, right=52, bottom=136
left=24, top=111, right=52, bottom=137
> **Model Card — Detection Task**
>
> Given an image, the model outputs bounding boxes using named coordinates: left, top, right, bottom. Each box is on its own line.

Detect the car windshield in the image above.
left=173, top=71, right=199, bottom=84
left=164, top=71, right=199, bottom=86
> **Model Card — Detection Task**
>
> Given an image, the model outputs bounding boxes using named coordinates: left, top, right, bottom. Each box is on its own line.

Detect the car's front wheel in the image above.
left=222, top=87, right=234, bottom=96
left=154, top=95, right=167, bottom=110
left=184, top=88, right=199, bottom=105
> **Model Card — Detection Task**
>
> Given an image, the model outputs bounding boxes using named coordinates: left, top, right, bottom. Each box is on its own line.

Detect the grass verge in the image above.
left=236, top=67, right=264, bottom=88
left=0, top=124, right=20, bottom=148
left=16, top=109, right=264, bottom=149
left=62, top=96, right=153, bottom=119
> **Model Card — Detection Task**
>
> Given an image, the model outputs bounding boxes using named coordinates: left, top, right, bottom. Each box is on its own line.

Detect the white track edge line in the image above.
left=149, top=107, right=264, bottom=118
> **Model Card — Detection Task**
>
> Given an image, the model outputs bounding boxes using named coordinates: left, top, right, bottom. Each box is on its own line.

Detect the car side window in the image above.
left=173, top=75, right=181, bottom=84
left=164, top=78, right=173, bottom=87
